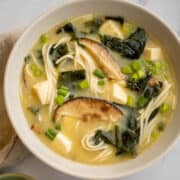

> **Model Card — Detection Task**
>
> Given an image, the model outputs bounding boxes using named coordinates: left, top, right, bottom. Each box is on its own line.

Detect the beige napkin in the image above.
left=0, top=28, right=29, bottom=170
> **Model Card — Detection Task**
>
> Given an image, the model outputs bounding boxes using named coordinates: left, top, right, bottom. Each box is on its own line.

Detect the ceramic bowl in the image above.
left=4, top=0, right=180, bottom=179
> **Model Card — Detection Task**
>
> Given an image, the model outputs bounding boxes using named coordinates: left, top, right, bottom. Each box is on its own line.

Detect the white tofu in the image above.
left=112, top=83, right=127, bottom=104
left=33, top=81, right=50, bottom=105
left=99, top=20, right=124, bottom=39
left=144, top=47, right=162, bottom=60
left=54, top=133, right=72, bottom=153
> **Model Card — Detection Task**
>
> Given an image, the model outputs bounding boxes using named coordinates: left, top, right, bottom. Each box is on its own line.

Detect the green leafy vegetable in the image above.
left=28, top=106, right=40, bottom=115
left=148, top=107, right=160, bottom=122
left=24, top=54, right=31, bottom=64
left=58, top=69, right=86, bottom=90
left=85, top=18, right=103, bottom=33
left=101, top=28, right=146, bottom=59
left=105, top=16, right=124, bottom=25
left=127, top=73, right=152, bottom=91
left=49, top=43, right=68, bottom=65
left=93, top=103, right=139, bottom=156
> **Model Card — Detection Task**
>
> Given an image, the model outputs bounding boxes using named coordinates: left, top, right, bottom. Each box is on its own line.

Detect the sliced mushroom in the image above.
left=79, top=38, right=123, bottom=81
left=54, top=97, right=123, bottom=122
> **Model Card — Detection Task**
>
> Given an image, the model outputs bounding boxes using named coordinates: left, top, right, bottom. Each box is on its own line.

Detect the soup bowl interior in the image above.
left=4, top=0, right=180, bottom=179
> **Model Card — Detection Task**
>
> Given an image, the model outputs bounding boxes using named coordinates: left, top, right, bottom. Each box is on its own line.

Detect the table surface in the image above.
left=1, top=0, right=180, bottom=179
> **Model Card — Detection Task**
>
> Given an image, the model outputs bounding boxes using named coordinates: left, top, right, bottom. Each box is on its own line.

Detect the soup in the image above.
left=20, top=14, right=176, bottom=165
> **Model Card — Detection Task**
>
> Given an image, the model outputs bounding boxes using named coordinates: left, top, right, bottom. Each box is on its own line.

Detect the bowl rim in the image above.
left=4, top=0, right=180, bottom=179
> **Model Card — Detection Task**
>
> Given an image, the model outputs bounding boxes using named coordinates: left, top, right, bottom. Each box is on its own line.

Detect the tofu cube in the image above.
left=99, top=20, right=124, bottom=39
left=33, top=81, right=49, bottom=105
left=112, top=83, right=127, bottom=104
left=144, top=47, right=162, bottom=60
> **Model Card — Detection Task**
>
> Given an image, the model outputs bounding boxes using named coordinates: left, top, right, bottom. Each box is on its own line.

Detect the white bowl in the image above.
left=4, top=0, right=180, bottom=179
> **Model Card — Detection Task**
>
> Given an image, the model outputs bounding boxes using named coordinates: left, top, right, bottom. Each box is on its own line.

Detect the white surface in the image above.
left=1, top=0, right=180, bottom=179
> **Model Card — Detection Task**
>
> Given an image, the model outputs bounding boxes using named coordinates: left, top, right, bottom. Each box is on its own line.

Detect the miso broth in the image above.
left=20, top=14, right=176, bottom=165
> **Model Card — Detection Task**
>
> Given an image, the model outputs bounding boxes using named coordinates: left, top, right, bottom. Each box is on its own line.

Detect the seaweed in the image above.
left=93, top=103, right=139, bottom=156
left=105, top=16, right=124, bottom=25
left=101, top=28, right=146, bottom=59
left=49, top=43, right=68, bottom=65
left=84, top=18, right=104, bottom=33
left=58, top=69, right=86, bottom=90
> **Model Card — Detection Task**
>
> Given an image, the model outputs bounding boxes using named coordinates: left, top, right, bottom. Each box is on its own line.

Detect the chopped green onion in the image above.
left=58, top=88, right=68, bottom=96
left=45, top=128, right=57, bottom=140
left=126, top=95, right=134, bottom=106
left=29, top=63, right=42, bottom=77
left=79, top=80, right=89, bottom=89
left=130, top=61, right=142, bottom=71
left=160, top=103, right=171, bottom=113
left=28, top=106, right=40, bottom=115
left=151, top=130, right=159, bottom=140
left=93, top=69, right=105, bottom=79
left=60, top=85, right=68, bottom=91
left=55, top=124, right=61, bottom=131
left=122, top=22, right=135, bottom=36
left=130, top=73, right=139, bottom=81
left=98, top=79, right=105, bottom=86
left=137, top=96, right=148, bottom=108
left=121, top=66, right=133, bottom=74
left=137, top=70, right=145, bottom=78
left=55, top=95, right=65, bottom=105
left=40, top=33, right=48, bottom=44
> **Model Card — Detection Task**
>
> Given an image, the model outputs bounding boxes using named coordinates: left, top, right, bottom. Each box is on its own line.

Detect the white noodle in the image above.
left=81, top=127, right=109, bottom=152
left=138, top=81, right=171, bottom=145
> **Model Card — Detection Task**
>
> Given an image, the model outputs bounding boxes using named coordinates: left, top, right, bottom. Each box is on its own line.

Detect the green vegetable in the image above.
left=40, top=33, right=48, bottom=44
left=131, top=73, right=139, bottom=81
left=55, top=124, right=61, bottom=131
left=45, top=128, right=57, bottom=140
left=49, top=43, right=68, bottom=65
left=137, top=70, right=145, bottom=78
left=79, top=80, right=89, bottom=89
left=56, top=22, right=76, bottom=37
left=151, top=130, right=159, bottom=140
left=137, top=96, right=149, bottom=108
left=98, top=79, right=105, bottom=86
left=29, top=63, right=43, bottom=77
left=60, top=85, right=68, bottom=91
left=127, top=73, right=152, bottom=91
left=58, top=88, right=68, bottom=96
left=58, top=69, right=86, bottom=90
left=105, top=16, right=124, bottom=25
left=28, top=106, right=40, bottom=115
left=93, top=103, right=139, bottom=156
left=148, top=107, right=160, bottom=122
left=101, top=28, right=146, bottom=59
left=160, top=103, right=171, bottom=113
left=157, top=121, right=165, bottom=131
left=24, top=54, right=31, bottom=64
left=130, top=61, right=142, bottom=71
left=126, top=96, right=135, bottom=106
left=93, top=69, right=105, bottom=79
left=55, top=95, right=65, bottom=105
left=122, top=22, right=136, bottom=36
left=85, top=18, right=103, bottom=33
left=121, top=66, right=133, bottom=74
